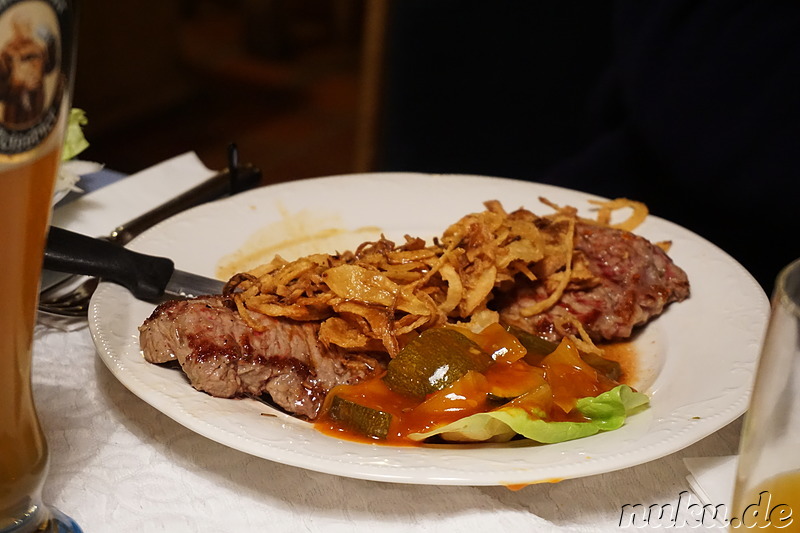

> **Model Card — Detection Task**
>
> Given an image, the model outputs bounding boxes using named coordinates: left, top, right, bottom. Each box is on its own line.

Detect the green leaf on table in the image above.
left=62, top=108, right=89, bottom=161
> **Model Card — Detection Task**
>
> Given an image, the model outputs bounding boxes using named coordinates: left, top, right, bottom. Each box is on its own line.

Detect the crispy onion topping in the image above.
left=222, top=198, right=646, bottom=357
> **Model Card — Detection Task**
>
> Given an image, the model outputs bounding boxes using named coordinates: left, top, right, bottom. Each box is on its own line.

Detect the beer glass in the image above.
left=731, top=258, right=800, bottom=531
left=0, top=1, right=82, bottom=532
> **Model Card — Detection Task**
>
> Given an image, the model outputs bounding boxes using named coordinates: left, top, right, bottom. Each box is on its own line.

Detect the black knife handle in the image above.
left=44, top=226, right=174, bottom=301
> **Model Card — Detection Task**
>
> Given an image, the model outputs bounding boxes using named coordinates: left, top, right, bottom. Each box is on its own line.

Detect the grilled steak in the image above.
left=497, top=222, right=690, bottom=342
left=139, top=296, right=386, bottom=419
left=139, top=219, right=689, bottom=420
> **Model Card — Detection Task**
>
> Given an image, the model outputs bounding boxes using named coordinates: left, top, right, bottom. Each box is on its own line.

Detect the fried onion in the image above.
left=222, top=198, right=649, bottom=356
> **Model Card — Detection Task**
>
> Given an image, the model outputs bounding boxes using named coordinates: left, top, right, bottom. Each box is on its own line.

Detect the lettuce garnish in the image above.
left=407, top=384, right=649, bottom=444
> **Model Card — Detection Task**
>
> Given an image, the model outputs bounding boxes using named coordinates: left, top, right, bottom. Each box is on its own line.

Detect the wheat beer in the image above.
left=731, top=470, right=800, bottom=531
left=0, top=1, right=79, bottom=531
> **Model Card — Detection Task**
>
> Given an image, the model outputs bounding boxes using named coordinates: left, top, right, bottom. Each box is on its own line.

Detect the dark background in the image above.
left=72, top=0, right=618, bottom=186
left=377, top=1, right=615, bottom=180
left=72, top=0, right=799, bottom=293
left=73, top=0, right=366, bottom=178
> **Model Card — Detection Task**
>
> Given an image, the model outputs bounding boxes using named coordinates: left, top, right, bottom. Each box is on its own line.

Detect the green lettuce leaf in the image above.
left=62, top=108, right=89, bottom=161
left=407, top=385, right=649, bottom=444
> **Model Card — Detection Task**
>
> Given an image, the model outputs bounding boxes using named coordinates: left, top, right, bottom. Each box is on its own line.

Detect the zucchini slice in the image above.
left=327, top=395, right=393, bottom=439
left=383, top=328, right=492, bottom=399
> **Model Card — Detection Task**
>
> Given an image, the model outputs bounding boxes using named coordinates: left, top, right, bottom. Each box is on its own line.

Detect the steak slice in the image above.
left=139, top=296, right=386, bottom=419
left=497, top=223, right=690, bottom=342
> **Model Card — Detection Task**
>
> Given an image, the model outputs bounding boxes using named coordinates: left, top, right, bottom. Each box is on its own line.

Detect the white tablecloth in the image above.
left=32, top=154, right=743, bottom=532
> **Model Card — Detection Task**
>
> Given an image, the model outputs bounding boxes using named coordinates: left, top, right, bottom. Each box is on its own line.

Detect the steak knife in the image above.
left=42, top=157, right=260, bottom=295
left=44, top=226, right=226, bottom=301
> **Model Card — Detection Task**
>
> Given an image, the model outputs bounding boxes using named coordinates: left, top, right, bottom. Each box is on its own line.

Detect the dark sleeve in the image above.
left=544, top=0, right=800, bottom=290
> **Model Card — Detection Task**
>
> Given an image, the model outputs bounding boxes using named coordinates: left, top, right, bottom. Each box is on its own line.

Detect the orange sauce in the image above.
left=214, top=204, right=384, bottom=280
left=602, top=342, right=638, bottom=386
left=503, top=478, right=565, bottom=491
left=314, top=378, right=422, bottom=446
left=315, top=327, right=636, bottom=446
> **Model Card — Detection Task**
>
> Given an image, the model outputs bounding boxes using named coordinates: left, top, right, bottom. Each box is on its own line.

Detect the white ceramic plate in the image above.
left=88, top=172, right=769, bottom=486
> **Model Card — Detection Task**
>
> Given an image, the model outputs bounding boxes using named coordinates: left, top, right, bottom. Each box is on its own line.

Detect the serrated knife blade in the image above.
left=162, top=268, right=226, bottom=299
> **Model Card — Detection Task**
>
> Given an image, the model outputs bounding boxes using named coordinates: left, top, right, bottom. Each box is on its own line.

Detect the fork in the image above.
left=38, top=146, right=261, bottom=317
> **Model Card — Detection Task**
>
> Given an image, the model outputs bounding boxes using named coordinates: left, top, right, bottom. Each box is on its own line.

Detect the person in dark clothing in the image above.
left=542, top=0, right=800, bottom=292
left=377, top=0, right=800, bottom=292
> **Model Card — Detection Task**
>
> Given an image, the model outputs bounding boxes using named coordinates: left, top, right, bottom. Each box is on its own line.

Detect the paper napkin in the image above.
left=51, top=151, right=217, bottom=236
left=684, top=454, right=738, bottom=508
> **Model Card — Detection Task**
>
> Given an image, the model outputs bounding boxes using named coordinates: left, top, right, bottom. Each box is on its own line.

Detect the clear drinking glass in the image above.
left=731, top=258, right=800, bottom=531
left=0, top=1, right=81, bottom=532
